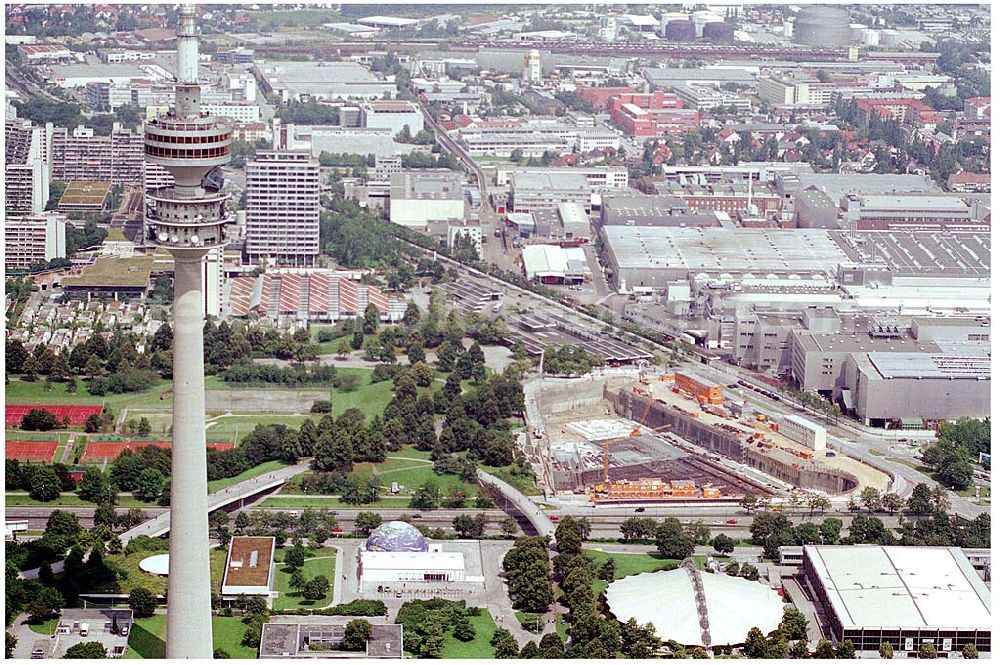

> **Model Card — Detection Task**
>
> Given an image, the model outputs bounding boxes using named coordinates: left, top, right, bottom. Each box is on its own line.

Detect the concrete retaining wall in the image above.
left=607, top=388, right=859, bottom=495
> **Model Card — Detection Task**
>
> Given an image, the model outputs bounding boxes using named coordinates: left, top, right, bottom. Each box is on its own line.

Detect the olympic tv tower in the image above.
left=144, top=4, right=231, bottom=657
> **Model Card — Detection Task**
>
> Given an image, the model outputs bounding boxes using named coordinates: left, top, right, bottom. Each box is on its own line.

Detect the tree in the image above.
left=789, top=639, right=812, bottom=659
left=302, top=575, right=330, bottom=601
left=6, top=632, right=17, bottom=659
left=620, top=618, right=659, bottom=659
left=814, top=640, right=836, bottom=658
left=285, top=543, right=306, bottom=569
left=20, top=408, right=59, bottom=431
left=499, top=516, right=519, bottom=538
left=859, top=486, right=882, bottom=512
left=363, top=304, right=380, bottom=335
left=743, top=627, right=770, bottom=658
left=879, top=642, right=894, bottom=659
left=835, top=639, right=856, bottom=659
left=355, top=511, right=382, bottom=535
left=655, top=518, right=695, bottom=559
left=881, top=492, right=904, bottom=514
left=342, top=619, right=371, bottom=651
left=136, top=417, right=152, bottom=438
left=78, top=467, right=114, bottom=503
left=779, top=607, right=809, bottom=641
left=848, top=515, right=892, bottom=545
left=598, top=558, right=616, bottom=582
left=740, top=562, right=760, bottom=581
left=213, top=648, right=232, bottom=658
left=128, top=587, right=157, bottom=618
left=133, top=467, right=165, bottom=501
left=739, top=493, right=760, bottom=513
left=410, top=481, right=440, bottom=510
left=453, top=513, right=487, bottom=538
left=906, top=484, right=936, bottom=517
left=29, top=466, right=62, bottom=501
left=962, top=643, right=979, bottom=659
left=64, top=642, right=107, bottom=659
left=453, top=615, right=476, bottom=642
left=491, top=628, right=519, bottom=658
left=711, top=533, right=735, bottom=555
left=918, top=643, right=937, bottom=659
left=289, top=569, right=306, bottom=590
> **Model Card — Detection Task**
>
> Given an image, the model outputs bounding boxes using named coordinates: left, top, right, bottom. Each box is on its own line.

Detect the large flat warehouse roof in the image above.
left=830, top=231, right=990, bottom=278
left=804, top=545, right=991, bottom=630
left=604, top=227, right=854, bottom=276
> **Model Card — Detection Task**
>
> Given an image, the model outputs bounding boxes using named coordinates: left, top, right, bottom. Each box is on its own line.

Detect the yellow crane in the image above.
left=599, top=393, right=670, bottom=489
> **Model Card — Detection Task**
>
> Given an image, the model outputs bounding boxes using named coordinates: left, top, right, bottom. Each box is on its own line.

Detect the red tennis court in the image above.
left=6, top=405, right=104, bottom=427
left=81, top=440, right=234, bottom=463
left=5, top=440, right=58, bottom=463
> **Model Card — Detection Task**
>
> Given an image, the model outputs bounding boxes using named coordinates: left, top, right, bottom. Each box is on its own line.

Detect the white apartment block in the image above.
left=576, top=128, right=621, bottom=153
left=494, top=165, right=628, bottom=190
left=359, top=100, right=424, bottom=136
left=203, top=102, right=261, bottom=124
left=674, top=84, right=752, bottom=112
left=758, top=76, right=835, bottom=107
left=5, top=214, right=67, bottom=271
left=245, top=150, right=321, bottom=266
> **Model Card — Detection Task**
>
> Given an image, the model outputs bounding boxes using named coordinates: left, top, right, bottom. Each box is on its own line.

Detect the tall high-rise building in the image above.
left=245, top=150, right=320, bottom=266
left=143, top=4, right=230, bottom=658
left=523, top=49, right=542, bottom=84
left=5, top=118, right=51, bottom=214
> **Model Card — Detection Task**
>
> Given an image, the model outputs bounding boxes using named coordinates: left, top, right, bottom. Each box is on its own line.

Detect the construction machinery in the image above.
left=597, top=392, right=670, bottom=490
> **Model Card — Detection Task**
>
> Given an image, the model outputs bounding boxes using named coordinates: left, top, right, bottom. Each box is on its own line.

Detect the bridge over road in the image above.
left=478, top=469, right=555, bottom=539
left=18, top=462, right=309, bottom=580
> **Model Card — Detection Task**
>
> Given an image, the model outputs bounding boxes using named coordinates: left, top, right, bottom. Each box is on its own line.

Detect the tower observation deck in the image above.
left=144, top=3, right=232, bottom=250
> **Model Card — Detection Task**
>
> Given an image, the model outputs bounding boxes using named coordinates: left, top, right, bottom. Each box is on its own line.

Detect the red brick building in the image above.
left=608, top=91, right=700, bottom=137
left=856, top=98, right=942, bottom=128
left=577, top=86, right=636, bottom=111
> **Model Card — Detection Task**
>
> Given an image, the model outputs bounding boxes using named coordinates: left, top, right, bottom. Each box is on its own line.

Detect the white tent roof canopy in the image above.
left=605, top=568, right=784, bottom=647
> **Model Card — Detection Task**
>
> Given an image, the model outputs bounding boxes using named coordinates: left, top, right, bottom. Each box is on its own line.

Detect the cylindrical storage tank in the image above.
left=863, top=29, right=880, bottom=46
left=702, top=21, right=735, bottom=42
left=849, top=23, right=866, bottom=41
left=663, top=19, right=696, bottom=41
left=782, top=20, right=794, bottom=38
left=692, top=11, right=724, bottom=37
left=793, top=6, right=851, bottom=46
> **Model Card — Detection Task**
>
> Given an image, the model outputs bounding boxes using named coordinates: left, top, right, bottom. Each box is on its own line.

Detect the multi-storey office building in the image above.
left=244, top=150, right=321, bottom=266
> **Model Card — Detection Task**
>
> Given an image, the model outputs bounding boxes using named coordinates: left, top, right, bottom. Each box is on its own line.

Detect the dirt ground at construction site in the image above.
left=535, top=373, right=890, bottom=498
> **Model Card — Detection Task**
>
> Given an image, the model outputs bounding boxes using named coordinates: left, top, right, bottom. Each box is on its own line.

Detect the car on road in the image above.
left=726, top=518, right=738, bottom=525
left=548, top=515, right=559, bottom=522
left=411, top=514, right=422, bottom=519
left=634, top=507, right=646, bottom=513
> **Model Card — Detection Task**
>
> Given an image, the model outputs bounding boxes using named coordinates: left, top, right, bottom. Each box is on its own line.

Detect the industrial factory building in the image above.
left=802, top=546, right=991, bottom=657
left=600, top=227, right=853, bottom=292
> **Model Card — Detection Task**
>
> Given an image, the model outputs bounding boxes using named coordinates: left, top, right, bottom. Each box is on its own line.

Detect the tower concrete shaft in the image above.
left=144, top=3, right=232, bottom=658
left=164, top=250, right=214, bottom=659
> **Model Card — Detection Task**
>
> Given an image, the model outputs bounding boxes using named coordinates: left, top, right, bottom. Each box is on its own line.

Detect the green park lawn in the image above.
left=583, top=549, right=687, bottom=596
left=27, top=616, right=58, bottom=635
left=127, top=615, right=258, bottom=659
left=272, top=547, right=337, bottom=610
left=441, top=611, right=499, bottom=659
left=260, top=495, right=413, bottom=509
left=6, top=378, right=171, bottom=410
left=330, top=370, right=394, bottom=420
left=4, top=493, right=156, bottom=508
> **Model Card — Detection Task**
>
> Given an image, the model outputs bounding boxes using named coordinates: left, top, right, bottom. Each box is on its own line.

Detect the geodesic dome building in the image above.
left=364, top=521, right=429, bottom=553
